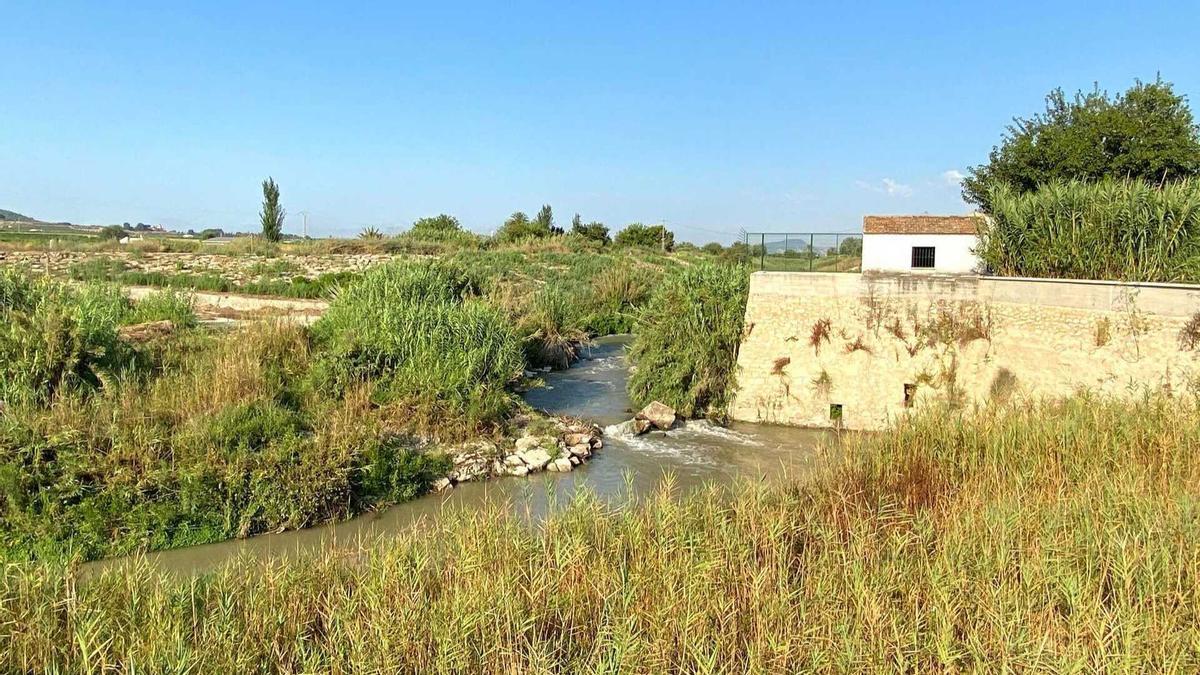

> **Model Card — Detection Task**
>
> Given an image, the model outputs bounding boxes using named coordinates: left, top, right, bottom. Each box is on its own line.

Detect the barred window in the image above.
left=911, top=246, right=935, bottom=269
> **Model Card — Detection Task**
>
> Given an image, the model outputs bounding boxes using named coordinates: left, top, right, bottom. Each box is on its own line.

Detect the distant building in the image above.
left=861, top=215, right=983, bottom=274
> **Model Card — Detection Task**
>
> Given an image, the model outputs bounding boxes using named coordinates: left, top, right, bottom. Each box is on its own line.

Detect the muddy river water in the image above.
left=86, top=336, right=836, bottom=576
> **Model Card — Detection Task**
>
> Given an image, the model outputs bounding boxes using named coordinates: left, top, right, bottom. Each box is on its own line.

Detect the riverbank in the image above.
left=6, top=395, right=1196, bottom=671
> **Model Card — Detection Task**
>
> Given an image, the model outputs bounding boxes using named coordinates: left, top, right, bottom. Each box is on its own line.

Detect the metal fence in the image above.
left=742, top=232, right=863, bottom=272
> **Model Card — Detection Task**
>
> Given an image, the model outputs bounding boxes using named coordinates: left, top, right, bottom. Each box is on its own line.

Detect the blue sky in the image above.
left=3, top=2, right=1198, bottom=242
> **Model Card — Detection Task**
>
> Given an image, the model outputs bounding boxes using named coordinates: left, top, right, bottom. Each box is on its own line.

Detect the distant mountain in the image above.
left=0, top=209, right=35, bottom=222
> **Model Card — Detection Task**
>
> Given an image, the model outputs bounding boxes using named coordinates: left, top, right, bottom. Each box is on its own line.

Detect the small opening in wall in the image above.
left=829, top=403, right=843, bottom=426
left=903, top=383, right=916, bottom=408
left=911, top=246, right=936, bottom=269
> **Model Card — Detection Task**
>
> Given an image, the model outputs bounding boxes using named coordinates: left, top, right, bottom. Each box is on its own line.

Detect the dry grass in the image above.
left=3, top=395, right=1199, bottom=672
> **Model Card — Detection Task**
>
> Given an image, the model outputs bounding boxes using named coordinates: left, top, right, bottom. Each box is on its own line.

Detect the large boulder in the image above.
left=517, top=448, right=552, bottom=471
left=636, top=401, right=677, bottom=430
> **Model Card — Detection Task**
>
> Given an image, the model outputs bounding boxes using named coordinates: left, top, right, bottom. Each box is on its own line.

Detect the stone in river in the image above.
left=636, top=401, right=677, bottom=430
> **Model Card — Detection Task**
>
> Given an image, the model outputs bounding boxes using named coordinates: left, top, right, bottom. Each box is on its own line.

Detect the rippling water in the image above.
left=86, top=335, right=836, bottom=576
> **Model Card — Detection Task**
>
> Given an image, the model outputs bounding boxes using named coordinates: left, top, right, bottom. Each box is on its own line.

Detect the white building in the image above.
left=860, top=215, right=983, bottom=274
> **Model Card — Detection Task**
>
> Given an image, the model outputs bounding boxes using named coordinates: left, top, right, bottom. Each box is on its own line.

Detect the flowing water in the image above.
left=85, top=336, right=836, bottom=576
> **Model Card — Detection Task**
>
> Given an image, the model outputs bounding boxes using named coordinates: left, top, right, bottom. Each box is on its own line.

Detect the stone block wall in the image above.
left=730, top=272, right=1200, bottom=430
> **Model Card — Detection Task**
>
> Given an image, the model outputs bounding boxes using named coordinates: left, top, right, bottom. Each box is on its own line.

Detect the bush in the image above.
left=627, top=262, right=749, bottom=419
left=519, top=285, right=588, bottom=370
left=494, top=212, right=553, bottom=242
left=0, top=273, right=129, bottom=407
left=571, top=218, right=610, bottom=245
left=309, top=261, right=523, bottom=438
left=980, top=178, right=1200, bottom=282
left=615, top=222, right=674, bottom=251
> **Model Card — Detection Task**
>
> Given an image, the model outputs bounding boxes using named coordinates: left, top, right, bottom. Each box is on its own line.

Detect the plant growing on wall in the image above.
left=810, top=318, right=832, bottom=354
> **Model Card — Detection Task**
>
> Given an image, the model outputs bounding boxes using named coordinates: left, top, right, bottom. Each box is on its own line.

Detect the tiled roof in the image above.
left=862, top=215, right=980, bottom=235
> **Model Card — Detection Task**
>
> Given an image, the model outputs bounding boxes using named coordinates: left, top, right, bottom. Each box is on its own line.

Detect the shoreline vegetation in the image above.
left=4, top=395, right=1197, bottom=670
left=0, top=240, right=751, bottom=563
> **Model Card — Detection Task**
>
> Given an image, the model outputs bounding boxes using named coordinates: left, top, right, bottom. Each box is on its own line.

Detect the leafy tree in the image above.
left=571, top=213, right=610, bottom=244
left=614, top=223, right=674, bottom=251
left=838, top=236, right=862, bottom=257
left=534, top=204, right=554, bottom=231
left=963, top=78, right=1200, bottom=210
left=98, top=225, right=125, bottom=240
left=259, top=177, right=285, bottom=242
left=409, top=214, right=463, bottom=240
left=701, top=242, right=724, bottom=255
left=495, top=211, right=551, bottom=241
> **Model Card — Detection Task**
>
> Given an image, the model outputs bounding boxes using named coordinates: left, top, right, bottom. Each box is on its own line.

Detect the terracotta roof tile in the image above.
left=862, top=215, right=980, bottom=235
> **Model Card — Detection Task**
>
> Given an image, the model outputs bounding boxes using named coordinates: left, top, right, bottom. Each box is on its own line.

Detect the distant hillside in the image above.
left=0, top=209, right=35, bottom=222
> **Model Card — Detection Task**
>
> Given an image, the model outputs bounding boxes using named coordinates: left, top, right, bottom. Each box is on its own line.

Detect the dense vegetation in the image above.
left=979, top=178, right=1200, bottom=281
left=4, top=395, right=1196, bottom=671
left=627, top=262, right=749, bottom=419
left=0, top=266, right=553, bottom=561
left=309, top=262, right=523, bottom=439
left=963, top=78, right=1200, bottom=210
left=0, top=250, right=712, bottom=562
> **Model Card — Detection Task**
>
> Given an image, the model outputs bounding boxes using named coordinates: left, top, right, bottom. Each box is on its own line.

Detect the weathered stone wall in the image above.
left=730, top=272, right=1200, bottom=430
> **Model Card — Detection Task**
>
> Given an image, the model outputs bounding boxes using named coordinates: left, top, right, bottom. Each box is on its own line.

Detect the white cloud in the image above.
left=857, top=178, right=913, bottom=198
left=941, top=169, right=966, bottom=186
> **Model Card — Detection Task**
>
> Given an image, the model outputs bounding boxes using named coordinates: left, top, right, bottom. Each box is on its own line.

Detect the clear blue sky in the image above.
left=3, top=2, right=1198, bottom=242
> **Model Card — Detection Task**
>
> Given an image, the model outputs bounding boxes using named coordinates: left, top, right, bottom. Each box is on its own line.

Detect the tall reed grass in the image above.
left=628, top=261, right=750, bottom=419
left=3, top=395, right=1196, bottom=671
left=309, top=260, right=523, bottom=438
left=981, top=178, right=1200, bottom=281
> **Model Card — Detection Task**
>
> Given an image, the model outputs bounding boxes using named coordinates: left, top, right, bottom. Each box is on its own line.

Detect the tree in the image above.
left=98, top=225, right=125, bottom=240
left=838, top=236, right=862, bottom=257
left=963, top=78, right=1200, bottom=210
left=614, top=223, right=674, bottom=251
left=259, top=177, right=285, bottom=242
left=570, top=213, right=610, bottom=244
left=409, top=214, right=463, bottom=240
left=495, top=211, right=552, bottom=241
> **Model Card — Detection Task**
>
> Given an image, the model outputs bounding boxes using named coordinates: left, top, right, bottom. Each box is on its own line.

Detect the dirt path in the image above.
left=125, top=286, right=328, bottom=323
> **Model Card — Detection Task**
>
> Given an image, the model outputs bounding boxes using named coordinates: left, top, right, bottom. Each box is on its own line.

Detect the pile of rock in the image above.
left=435, top=421, right=604, bottom=490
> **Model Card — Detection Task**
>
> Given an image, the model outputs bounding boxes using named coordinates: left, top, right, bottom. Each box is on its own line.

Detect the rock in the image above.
left=433, top=478, right=452, bottom=491
left=590, top=437, right=603, bottom=450
left=546, top=460, right=560, bottom=472
left=636, top=401, right=677, bottom=430
left=515, top=436, right=542, bottom=453
left=568, top=444, right=591, bottom=459
left=503, top=454, right=525, bottom=467
left=509, top=465, right=529, bottom=477
left=569, top=456, right=581, bottom=466
left=517, top=448, right=552, bottom=470
left=632, top=418, right=653, bottom=435
left=553, top=457, right=574, bottom=472
left=563, top=432, right=592, bottom=447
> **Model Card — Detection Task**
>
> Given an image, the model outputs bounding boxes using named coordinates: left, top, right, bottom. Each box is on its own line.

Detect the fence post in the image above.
left=759, top=233, right=766, bottom=271
left=809, top=233, right=814, bottom=272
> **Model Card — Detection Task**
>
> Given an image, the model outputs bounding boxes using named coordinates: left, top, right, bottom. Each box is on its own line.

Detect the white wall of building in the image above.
left=861, top=233, right=981, bottom=274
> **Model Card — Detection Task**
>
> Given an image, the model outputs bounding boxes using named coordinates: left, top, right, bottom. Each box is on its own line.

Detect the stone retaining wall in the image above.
left=730, top=272, right=1200, bottom=430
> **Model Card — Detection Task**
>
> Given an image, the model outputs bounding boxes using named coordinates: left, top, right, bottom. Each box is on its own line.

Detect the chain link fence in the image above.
left=741, top=232, right=862, bottom=272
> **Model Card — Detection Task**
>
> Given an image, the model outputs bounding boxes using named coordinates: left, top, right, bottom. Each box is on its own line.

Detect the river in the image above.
left=85, top=336, right=836, bottom=576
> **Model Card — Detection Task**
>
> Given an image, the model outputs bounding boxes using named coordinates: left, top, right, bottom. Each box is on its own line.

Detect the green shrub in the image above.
left=0, top=272, right=130, bottom=407
left=627, top=262, right=749, bottom=419
left=981, top=178, right=1200, bottom=281
left=519, top=285, right=588, bottom=369
left=127, top=289, right=197, bottom=327
left=310, top=261, right=522, bottom=438
left=614, top=222, right=674, bottom=251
